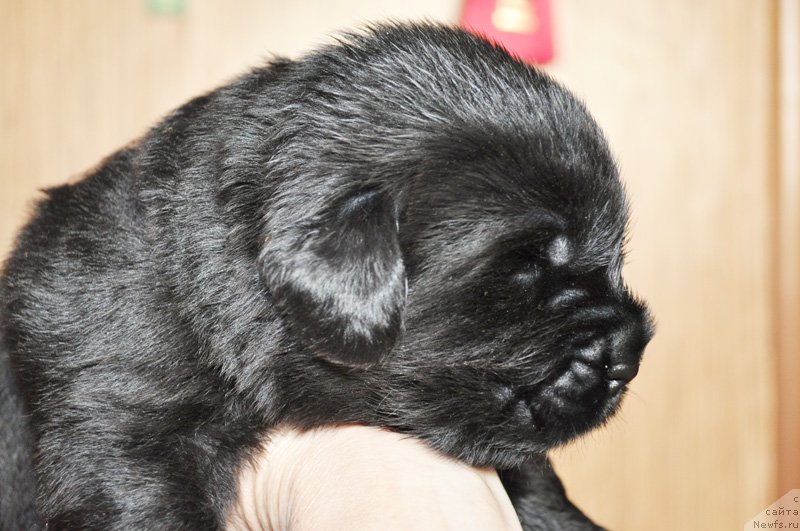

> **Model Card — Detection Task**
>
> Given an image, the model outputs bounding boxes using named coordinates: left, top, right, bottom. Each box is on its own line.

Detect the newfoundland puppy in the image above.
left=0, top=23, right=653, bottom=530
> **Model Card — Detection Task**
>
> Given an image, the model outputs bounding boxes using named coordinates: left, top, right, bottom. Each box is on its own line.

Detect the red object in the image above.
left=461, top=0, right=554, bottom=64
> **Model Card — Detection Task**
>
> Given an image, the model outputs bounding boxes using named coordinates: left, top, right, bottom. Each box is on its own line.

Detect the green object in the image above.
left=147, top=0, right=186, bottom=15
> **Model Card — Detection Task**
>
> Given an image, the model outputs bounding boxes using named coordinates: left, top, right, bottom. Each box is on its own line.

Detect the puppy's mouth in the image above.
left=500, top=312, right=651, bottom=445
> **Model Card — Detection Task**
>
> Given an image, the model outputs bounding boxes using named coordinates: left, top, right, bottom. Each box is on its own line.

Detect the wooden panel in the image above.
left=776, top=0, right=800, bottom=496
left=0, top=0, right=461, bottom=254
left=0, top=2, right=781, bottom=530
left=545, top=2, right=779, bottom=530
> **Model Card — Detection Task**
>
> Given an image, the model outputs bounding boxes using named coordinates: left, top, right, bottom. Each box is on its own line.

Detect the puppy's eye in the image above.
left=510, top=263, right=541, bottom=286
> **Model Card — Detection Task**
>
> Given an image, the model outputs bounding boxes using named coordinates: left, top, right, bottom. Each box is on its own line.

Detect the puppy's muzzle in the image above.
left=569, top=300, right=652, bottom=392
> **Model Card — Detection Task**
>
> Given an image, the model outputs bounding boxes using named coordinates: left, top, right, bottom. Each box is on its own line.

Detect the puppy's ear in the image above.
left=259, top=188, right=405, bottom=368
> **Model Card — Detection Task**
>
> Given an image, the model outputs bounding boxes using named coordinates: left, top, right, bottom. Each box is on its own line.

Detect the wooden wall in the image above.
left=545, top=2, right=781, bottom=529
left=776, top=0, right=800, bottom=498
left=1, top=1, right=792, bottom=530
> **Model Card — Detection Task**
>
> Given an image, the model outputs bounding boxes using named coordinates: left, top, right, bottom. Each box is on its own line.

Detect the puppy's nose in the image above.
left=607, top=362, right=639, bottom=384
left=607, top=320, right=649, bottom=386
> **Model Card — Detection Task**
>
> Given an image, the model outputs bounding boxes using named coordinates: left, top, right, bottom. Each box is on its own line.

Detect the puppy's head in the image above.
left=258, top=24, right=653, bottom=468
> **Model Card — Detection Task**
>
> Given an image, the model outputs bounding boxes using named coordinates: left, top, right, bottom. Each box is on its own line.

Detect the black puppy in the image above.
left=0, top=23, right=652, bottom=530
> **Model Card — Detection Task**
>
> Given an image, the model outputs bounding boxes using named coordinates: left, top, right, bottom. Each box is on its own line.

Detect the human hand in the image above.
left=226, top=424, right=522, bottom=530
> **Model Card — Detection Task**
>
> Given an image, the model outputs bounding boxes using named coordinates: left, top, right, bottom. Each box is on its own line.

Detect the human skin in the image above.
left=226, top=425, right=523, bottom=530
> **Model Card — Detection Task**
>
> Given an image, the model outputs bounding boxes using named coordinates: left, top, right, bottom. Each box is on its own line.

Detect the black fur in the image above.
left=0, top=23, right=652, bottom=530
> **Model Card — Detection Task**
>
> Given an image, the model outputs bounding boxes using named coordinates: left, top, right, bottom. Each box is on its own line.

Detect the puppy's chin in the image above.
left=480, top=382, right=630, bottom=465
left=374, top=368, right=633, bottom=470
left=524, top=374, right=629, bottom=446
left=425, top=382, right=630, bottom=470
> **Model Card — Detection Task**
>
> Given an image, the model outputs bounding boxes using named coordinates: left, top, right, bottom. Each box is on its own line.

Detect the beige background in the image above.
left=1, top=1, right=796, bottom=530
